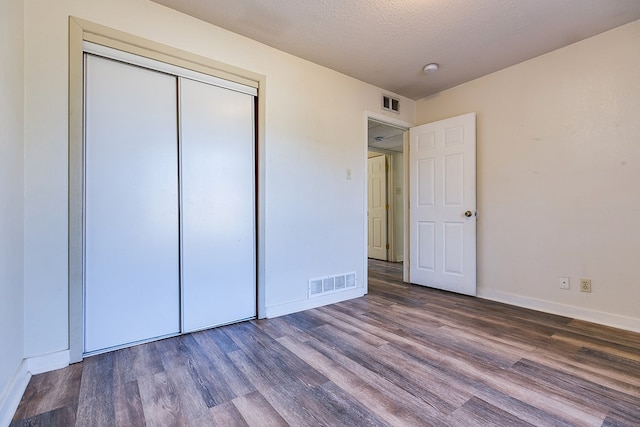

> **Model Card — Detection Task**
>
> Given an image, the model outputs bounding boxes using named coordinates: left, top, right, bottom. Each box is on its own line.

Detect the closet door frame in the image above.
left=68, top=17, right=266, bottom=363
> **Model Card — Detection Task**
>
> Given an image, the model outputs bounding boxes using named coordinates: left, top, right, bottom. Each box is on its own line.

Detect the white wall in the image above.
left=22, top=0, right=415, bottom=358
left=416, top=20, right=640, bottom=331
left=0, top=0, right=25, bottom=414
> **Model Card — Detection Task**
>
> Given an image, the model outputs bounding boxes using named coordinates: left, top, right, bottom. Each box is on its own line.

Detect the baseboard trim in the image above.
left=26, top=350, right=70, bottom=375
left=479, top=290, right=640, bottom=333
left=0, top=350, right=71, bottom=426
left=265, top=287, right=366, bottom=319
left=0, top=360, right=30, bottom=427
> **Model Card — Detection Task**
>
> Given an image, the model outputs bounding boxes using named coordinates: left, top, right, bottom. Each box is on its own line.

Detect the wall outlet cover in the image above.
left=580, top=278, right=592, bottom=293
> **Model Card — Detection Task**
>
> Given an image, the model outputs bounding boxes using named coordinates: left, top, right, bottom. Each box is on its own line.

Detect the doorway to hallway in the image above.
left=367, top=119, right=407, bottom=272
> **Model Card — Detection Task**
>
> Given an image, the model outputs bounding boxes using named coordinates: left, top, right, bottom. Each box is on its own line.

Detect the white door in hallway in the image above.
left=84, top=55, right=180, bottom=353
left=368, top=154, right=388, bottom=260
left=409, top=113, right=477, bottom=295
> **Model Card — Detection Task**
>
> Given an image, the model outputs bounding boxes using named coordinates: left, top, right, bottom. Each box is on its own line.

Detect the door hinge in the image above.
left=386, top=244, right=390, bottom=249
left=386, top=204, right=389, bottom=210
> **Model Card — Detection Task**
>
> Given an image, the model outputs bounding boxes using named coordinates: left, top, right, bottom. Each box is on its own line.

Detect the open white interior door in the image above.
left=409, top=113, right=477, bottom=296
left=367, top=154, right=388, bottom=260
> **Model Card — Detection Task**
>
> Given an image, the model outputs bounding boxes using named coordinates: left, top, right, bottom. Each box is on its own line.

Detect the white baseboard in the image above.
left=479, top=290, right=640, bottom=333
left=0, top=350, right=70, bottom=427
left=265, top=287, right=366, bottom=319
left=26, top=350, right=70, bottom=375
left=0, top=360, right=30, bottom=427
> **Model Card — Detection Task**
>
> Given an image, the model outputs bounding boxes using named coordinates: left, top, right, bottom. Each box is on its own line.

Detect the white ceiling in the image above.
left=151, top=0, right=640, bottom=100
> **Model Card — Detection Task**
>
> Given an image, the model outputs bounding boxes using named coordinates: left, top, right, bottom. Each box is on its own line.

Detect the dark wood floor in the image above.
left=11, top=260, right=640, bottom=426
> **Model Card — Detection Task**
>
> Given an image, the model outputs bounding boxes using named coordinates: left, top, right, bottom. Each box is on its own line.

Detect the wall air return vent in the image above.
left=382, top=95, right=400, bottom=113
left=309, top=272, right=357, bottom=298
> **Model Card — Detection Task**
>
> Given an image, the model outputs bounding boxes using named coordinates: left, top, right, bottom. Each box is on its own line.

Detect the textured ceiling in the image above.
left=151, top=0, right=640, bottom=100
left=368, top=120, right=405, bottom=153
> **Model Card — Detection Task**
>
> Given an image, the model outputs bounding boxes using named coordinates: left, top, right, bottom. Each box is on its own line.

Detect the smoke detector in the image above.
left=423, top=63, right=439, bottom=74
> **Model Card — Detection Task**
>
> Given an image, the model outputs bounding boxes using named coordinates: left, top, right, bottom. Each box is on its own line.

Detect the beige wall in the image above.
left=0, top=0, right=25, bottom=414
left=416, top=20, right=640, bottom=330
left=22, top=0, right=415, bottom=358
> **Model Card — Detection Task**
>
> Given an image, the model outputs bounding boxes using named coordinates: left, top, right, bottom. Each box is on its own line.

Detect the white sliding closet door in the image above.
left=84, top=55, right=180, bottom=353
left=180, top=77, right=256, bottom=332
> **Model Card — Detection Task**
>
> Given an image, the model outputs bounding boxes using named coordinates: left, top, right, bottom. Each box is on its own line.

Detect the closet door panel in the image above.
left=84, top=55, right=180, bottom=353
left=180, top=77, right=256, bottom=332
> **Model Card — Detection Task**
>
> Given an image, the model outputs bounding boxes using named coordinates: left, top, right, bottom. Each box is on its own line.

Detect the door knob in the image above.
left=464, top=210, right=473, bottom=217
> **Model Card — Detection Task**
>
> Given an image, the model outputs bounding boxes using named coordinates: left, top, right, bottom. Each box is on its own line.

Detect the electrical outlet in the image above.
left=559, top=276, right=570, bottom=290
left=580, top=278, right=592, bottom=293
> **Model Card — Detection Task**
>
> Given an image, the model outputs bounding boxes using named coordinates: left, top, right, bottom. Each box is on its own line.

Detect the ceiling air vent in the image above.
left=382, top=95, right=400, bottom=113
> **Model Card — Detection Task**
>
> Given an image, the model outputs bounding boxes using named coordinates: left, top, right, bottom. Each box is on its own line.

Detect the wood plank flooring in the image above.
left=11, top=259, right=640, bottom=426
